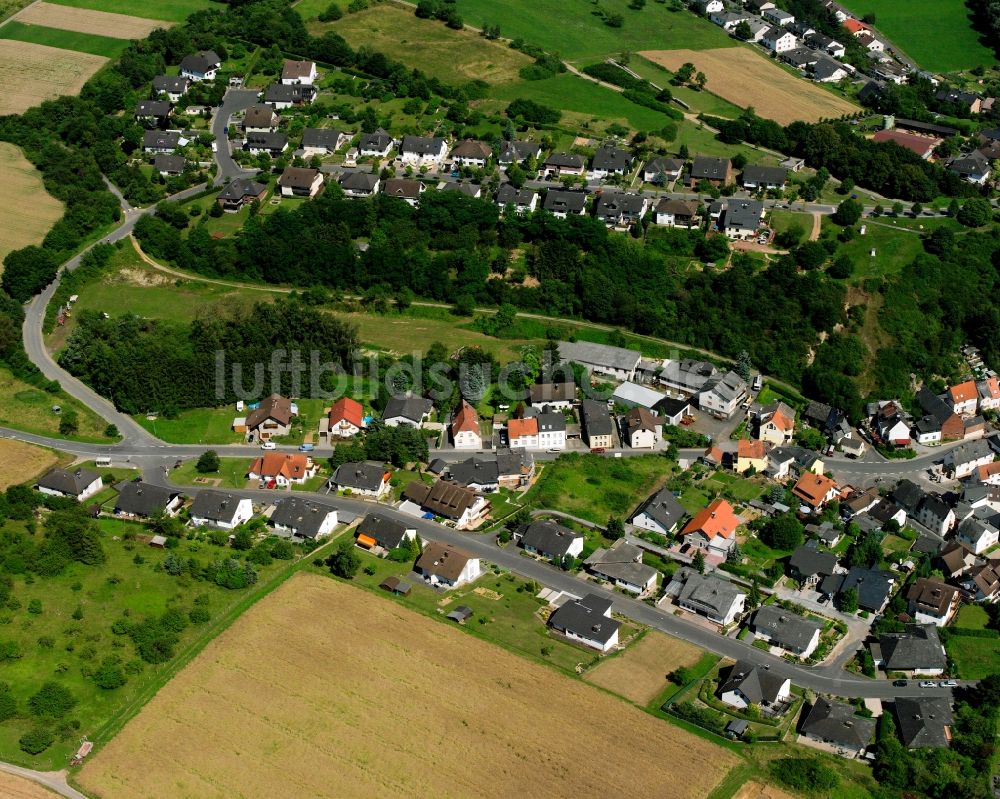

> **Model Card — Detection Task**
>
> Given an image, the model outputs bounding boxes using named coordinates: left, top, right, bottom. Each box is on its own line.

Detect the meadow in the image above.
left=585, top=630, right=704, bottom=705
left=823, top=216, right=961, bottom=282
left=16, top=2, right=166, bottom=39
left=0, top=40, right=106, bottom=115
left=0, top=143, right=63, bottom=267
left=45, top=0, right=212, bottom=23
left=838, top=0, right=996, bottom=73
left=78, top=573, right=739, bottom=799
left=0, top=20, right=129, bottom=58
left=641, top=48, right=859, bottom=125
left=0, top=440, right=60, bottom=490
left=946, top=604, right=1000, bottom=680
left=0, top=366, right=111, bottom=442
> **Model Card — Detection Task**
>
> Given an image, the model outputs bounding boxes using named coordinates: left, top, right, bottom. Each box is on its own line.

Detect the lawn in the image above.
left=955, top=603, right=990, bottom=630
left=0, top=20, right=129, bottom=58
left=133, top=407, right=245, bottom=446
left=824, top=217, right=958, bottom=282
left=526, top=453, right=673, bottom=524
left=0, top=515, right=300, bottom=769
left=455, top=0, right=733, bottom=62
left=586, top=630, right=705, bottom=705
left=78, top=573, right=738, bottom=799
left=838, top=0, right=997, bottom=73
left=46, top=0, right=212, bottom=23
left=769, top=210, right=813, bottom=242
left=0, top=366, right=113, bottom=443
left=0, top=143, right=63, bottom=268
left=946, top=635, right=1000, bottom=680
left=318, top=4, right=532, bottom=85
left=170, top=457, right=253, bottom=490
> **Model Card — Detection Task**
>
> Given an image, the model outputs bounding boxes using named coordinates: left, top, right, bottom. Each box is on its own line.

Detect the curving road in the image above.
left=210, top=89, right=261, bottom=186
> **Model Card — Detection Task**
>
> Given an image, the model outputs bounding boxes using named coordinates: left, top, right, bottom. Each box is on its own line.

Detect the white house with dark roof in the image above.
left=872, top=624, right=947, bottom=676
left=329, top=461, right=391, bottom=498
left=558, top=340, right=641, bottom=381
left=399, top=135, right=448, bottom=166
left=518, top=519, right=584, bottom=561
left=631, top=487, right=687, bottom=535
left=339, top=171, right=380, bottom=197
left=383, top=395, right=433, bottom=427
left=741, top=165, right=788, bottom=190
left=358, top=129, right=394, bottom=158
left=281, top=59, right=317, bottom=85
left=643, top=156, right=684, bottom=184
left=722, top=200, right=766, bottom=240
left=301, top=128, right=348, bottom=156
left=450, top=139, right=491, bottom=167
left=949, top=439, right=994, bottom=479
left=153, top=75, right=189, bottom=102
left=180, top=50, right=221, bottom=82
left=665, top=568, right=746, bottom=625
left=354, top=511, right=416, bottom=551
left=542, top=189, right=587, bottom=217
left=268, top=496, right=337, bottom=540
left=589, top=146, right=633, bottom=180
left=496, top=184, right=538, bottom=214
left=584, top=539, right=658, bottom=596
left=497, top=140, right=541, bottom=164
left=35, top=468, right=102, bottom=502
left=547, top=593, right=620, bottom=651
left=189, top=490, right=253, bottom=529
left=718, top=660, right=791, bottom=710
left=115, top=482, right=183, bottom=519
left=749, top=605, right=823, bottom=659
left=762, top=26, right=797, bottom=52
left=801, top=698, right=876, bottom=757
left=698, top=370, right=748, bottom=417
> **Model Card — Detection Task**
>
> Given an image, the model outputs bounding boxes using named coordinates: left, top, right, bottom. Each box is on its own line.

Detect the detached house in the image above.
left=584, top=540, right=658, bottom=596
left=179, top=50, right=221, bottom=82
left=788, top=543, right=838, bottom=587
left=681, top=498, right=740, bottom=557
left=623, top=406, right=661, bottom=449
left=329, top=461, right=391, bottom=498
left=358, top=129, right=394, bottom=158
left=301, top=128, right=348, bottom=157
left=589, top=146, right=633, bottom=179
left=722, top=200, right=765, bottom=240
left=548, top=593, right=621, bottom=652
left=758, top=401, right=795, bottom=445
left=736, top=438, right=769, bottom=475
left=323, top=397, right=365, bottom=439
left=153, top=154, right=186, bottom=176
left=451, top=400, right=482, bottom=450
left=244, top=394, right=294, bottom=443
left=801, top=698, right=875, bottom=757
left=450, top=139, right=491, bottom=167
left=631, top=487, right=687, bottom=536
left=741, top=164, right=788, bottom=190
left=528, top=381, right=575, bottom=410
left=654, top=198, right=699, bottom=228
left=956, top=515, right=1000, bottom=554
left=189, top=491, right=253, bottom=529
left=403, top=480, right=490, bottom=529
left=949, top=439, right=994, bottom=479
left=643, top=156, right=684, bottom=184
left=280, top=59, right=317, bottom=85
left=750, top=605, right=823, bottom=659
left=36, top=468, right=102, bottom=502
left=114, top=482, right=183, bottom=519
left=718, top=660, right=791, bottom=710
left=948, top=380, right=979, bottom=416
left=543, top=152, right=586, bottom=176
left=383, top=395, right=433, bottom=427
left=496, top=184, right=538, bottom=214
left=415, top=542, right=481, bottom=588
left=265, top=83, right=316, bottom=108
left=339, top=171, right=380, bottom=198
left=698, top=371, right=747, bottom=417
left=143, top=130, right=180, bottom=154
left=543, top=189, right=587, bottom=218
left=269, top=496, right=337, bottom=541
left=497, top=139, right=541, bottom=164
left=354, top=512, right=416, bottom=552
left=593, top=191, right=648, bottom=227
left=793, top=472, right=839, bottom=512
left=947, top=151, right=991, bottom=185
left=244, top=131, right=288, bottom=156
left=689, top=155, right=733, bottom=187
left=895, top=697, right=954, bottom=750
left=277, top=167, right=323, bottom=198
left=247, top=453, right=316, bottom=488
left=917, top=387, right=964, bottom=441
left=978, top=375, right=1000, bottom=411
left=762, top=26, right=797, bottom=52
left=382, top=178, right=425, bottom=206
left=152, top=75, right=189, bottom=102
left=906, top=578, right=960, bottom=626
left=519, top=520, right=584, bottom=561
left=135, top=100, right=170, bottom=126
left=399, top=135, right=448, bottom=166
left=872, top=625, right=947, bottom=676
left=216, top=178, right=267, bottom=212
left=559, top=340, right=641, bottom=381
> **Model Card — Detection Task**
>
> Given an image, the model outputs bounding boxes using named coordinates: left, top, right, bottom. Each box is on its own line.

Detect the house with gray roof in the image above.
left=749, top=605, right=823, bottom=658
left=589, top=146, right=633, bottom=179
left=593, top=191, right=648, bottom=228
left=643, top=156, right=684, bottom=183
left=329, top=461, right=390, bottom=498
left=788, top=543, right=838, bottom=586
left=666, top=568, right=747, bottom=625
left=268, top=496, right=337, bottom=540
left=399, top=135, right=448, bottom=165
left=721, top=200, right=766, bottom=240
left=36, top=468, right=102, bottom=501
left=688, top=155, right=733, bottom=186
left=580, top=399, right=615, bottom=450
left=584, top=539, right=658, bottom=595
left=135, top=100, right=171, bottom=125
left=543, top=189, right=588, bottom=218
left=801, top=698, right=875, bottom=756
left=143, top=130, right=180, bottom=154
left=949, top=438, right=995, bottom=479
left=820, top=567, right=894, bottom=613
left=495, top=183, right=538, bottom=214
left=497, top=139, right=541, bottom=164
left=559, top=340, right=641, bottom=381
left=302, top=128, right=348, bottom=156
left=547, top=593, right=620, bottom=651
left=339, top=170, right=380, bottom=197
left=446, top=457, right=501, bottom=492
left=528, top=381, right=575, bottom=410
left=658, top=359, right=718, bottom=395
left=180, top=50, right=221, bottom=81
left=265, top=82, right=316, bottom=108
left=872, top=624, right=947, bottom=676
left=358, top=129, right=394, bottom=157
left=519, top=520, right=584, bottom=561
left=354, top=511, right=415, bottom=551
left=245, top=131, right=288, bottom=156
left=153, top=154, right=186, bottom=176
left=115, top=482, right=183, bottom=519
left=812, top=57, right=849, bottom=83
left=718, top=660, right=791, bottom=710
left=894, top=697, right=953, bottom=749
left=152, top=74, right=189, bottom=101
left=189, top=490, right=253, bottom=529
left=631, top=487, right=687, bottom=535
left=382, top=395, right=433, bottom=427
left=741, top=165, right=787, bottom=190
left=698, top=370, right=748, bottom=418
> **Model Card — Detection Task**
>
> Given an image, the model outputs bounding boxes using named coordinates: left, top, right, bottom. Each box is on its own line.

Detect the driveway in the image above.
left=211, top=89, right=260, bottom=185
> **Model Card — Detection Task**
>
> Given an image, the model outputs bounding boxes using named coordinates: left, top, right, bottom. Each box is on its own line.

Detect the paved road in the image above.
left=211, top=89, right=261, bottom=185
left=0, top=762, right=87, bottom=799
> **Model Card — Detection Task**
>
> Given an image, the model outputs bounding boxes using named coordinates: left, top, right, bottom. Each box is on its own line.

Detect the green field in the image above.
left=838, top=0, right=996, bottom=73
left=947, top=634, right=1000, bottom=680
left=46, top=0, right=214, bottom=23
left=0, top=366, right=114, bottom=443
left=823, top=217, right=960, bottom=281
left=0, top=20, right=129, bottom=57
left=171, top=457, right=253, bottom=489
left=134, top=407, right=245, bottom=446
left=454, top=0, right=732, bottom=62
left=955, top=604, right=990, bottom=629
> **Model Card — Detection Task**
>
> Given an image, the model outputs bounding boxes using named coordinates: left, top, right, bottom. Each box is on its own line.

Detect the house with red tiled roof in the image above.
left=248, top=452, right=316, bottom=487
left=323, top=397, right=364, bottom=439
left=735, top=439, right=768, bottom=475
left=681, top=498, right=740, bottom=556
left=451, top=400, right=482, bottom=450
left=758, top=401, right=795, bottom=446
left=508, top=416, right=538, bottom=449
left=792, top=472, right=839, bottom=512
left=842, top=18, right=868, bottom=35
left=976, top=461, right=1000, bottom=485
left=948, top=380, right=979, bottom=416
left=978, top=375, right=1000, bottom=412
left=872, top=129, right=940, bottom=160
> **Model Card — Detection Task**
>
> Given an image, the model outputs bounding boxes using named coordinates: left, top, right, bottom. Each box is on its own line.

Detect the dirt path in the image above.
left=809, top=211, right=821, bottom=241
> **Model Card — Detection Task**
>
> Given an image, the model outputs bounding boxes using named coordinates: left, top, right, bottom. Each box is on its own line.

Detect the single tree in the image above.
left=196, top=450, right=220, bottom=474
left=692, top=548, right=706, bottom=574
left=327, top=539, right=361, bottom=578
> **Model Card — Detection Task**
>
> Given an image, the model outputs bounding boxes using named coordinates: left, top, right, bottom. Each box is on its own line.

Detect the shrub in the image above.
left=19, top=727, right=54, bottom=755
left=28, top=682, right=76, bottom=718
left=768, top=757, right=838, bottom=793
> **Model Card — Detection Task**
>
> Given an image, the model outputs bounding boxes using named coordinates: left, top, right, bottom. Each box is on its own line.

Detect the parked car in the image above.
left=261, top=441, right=276, bottom=450
left=939, top=680, right=958, bottom=688
left=892, top=679, right=908, bottom=687
left=299, top=443, right=315, bottom=452
left=919, top=681, right=937, bottom=688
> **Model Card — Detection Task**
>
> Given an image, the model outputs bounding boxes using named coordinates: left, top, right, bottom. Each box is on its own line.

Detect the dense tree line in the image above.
left=966, top=0, right=1000, bottom=60
left=59, top=298, right=359, bottom=413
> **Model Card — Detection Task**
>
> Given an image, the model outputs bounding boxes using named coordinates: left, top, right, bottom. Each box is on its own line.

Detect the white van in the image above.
left=95, top=457, right=111, bottom=467
left=752, top=375, right=763, bottom=392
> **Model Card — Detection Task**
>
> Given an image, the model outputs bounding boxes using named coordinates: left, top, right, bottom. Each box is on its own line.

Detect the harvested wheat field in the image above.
left=15, top=1, right=165, bottom=37
left=733, top=780, right=800, bottom=799
left=0, top=771, right=60, bottom=798
left=585, top=630, right=704, bottom=705
left=641, top=48, right=859, bottom=124
left=79, top=573, right=738, bottom=799
left=0, top=40, right=106, bottom=115
left=0, top=143, right=63, bottom=266
left=0, top=439, right=58, bottom=490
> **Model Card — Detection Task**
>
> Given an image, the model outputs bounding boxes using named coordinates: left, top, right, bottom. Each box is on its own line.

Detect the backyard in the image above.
left=946, top=604, right=1000, bottom=680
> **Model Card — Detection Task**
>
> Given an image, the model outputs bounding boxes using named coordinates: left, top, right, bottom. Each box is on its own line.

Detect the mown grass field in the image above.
left=78, top=573, right=739, bottom=798
left=823, top=216, right=960, bottom=281
left=318, top=3, right=532, bottom=85
left=454, top=0, right=733, bottom=61
left=838, top=0, right=996, bottom=73
left=46, top=0, right=213, bottom=23
left=585, top=630, right=704, bottom=705
left=0, top=143, right=63, bottom=268
left=133, top=409, right=245, bottom=447
left=16, top=2, right=166, bottom=38
left=0, top=40, right=106, bottom=115
left=0, top=20, right=129, bottom=58
left=170, top=457, right=252, bottom=489
left=947, top=603, right=1000, bottom=680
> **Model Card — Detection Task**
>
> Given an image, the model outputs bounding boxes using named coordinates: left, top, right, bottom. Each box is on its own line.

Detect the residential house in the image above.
left=442, top=181, right=481, bottom=200
left=559, top=340, right=641, bottom=381
left=801, top=698, right=876, bottom=757
left=937, top=88, right=982, bottom=114
left=913, top=415, right=942, bottom=445
left=547, top=593, right=621, bottom=652
left=519, top=520, right=584, bottom=561
left=895, top=697, right=953, bottom=749
left=496, top=447, right=535, bottom=487
left=528, top=381, right=575, bottom=410
left=736, top=438, right=769, bottom=475
left=667, top=567, right=746, bottom=624
left=623, top=406, right=661, bottom=449
left=446, top=457, right=501, bottom=492
left=681, top=498, right=740, bottom=556
left=741, top=164, right=788, bottom=190
left=543, top=152, right=586, bottom=176
left=382, top=178, right=425, bottom=206
left=906, top=578, right=960, bottom=626
left=584, top=539, right=658, bottom=595
left=643, top=156, right=684, bottom=184
left=415, top=542, right=481, bottom=588
left=891, top=480, right=955, bottom=536
left=956, top=515, right=1000, bottom=554
left=793, top=472, right=839, bottom=512
left=654, top=198, right=699, bottom=228
left=656, top=397, right=692, bottom=426
left=762, top=26, right=797, bottom=52
left=875, top=401, right=912, bottom=446
left=153, top=154, right=186, bottom=176
left=451, top=400, right=482, bottom=450
left=354, top=511, right=416, bottom=552
left=35, top=468, right=102, bottom=501
left=658, top=358, right=718, bottom=396
left=805, top=32, right=845, bottom=56
left=543, top=189, right=587, bottom=218
left=244, top=394, right=294, bottom=442
left=323, top=397, right=364, bottom=439
left=114, top=482, right=183, bottom=519
left=950, top=439, right=994, bottom=479
left=261, top=496, right=335, bottom=542
left=765, top=445, right=824, bottom=480
left=403, top=480, right=491, bottom=529
left=188, top=491, right=253, bottom=529
left=976, top=461, right=1000, bottom=485
left=265, top=83, right=316, bottom=108
left=763, top=7, right=795, bottom=25
left=806, top=521, right=842, bottom=547
left=949, top=380, right=980, bottom=416
left=940, top=540, right=979, bottom=580
left=383, top=395, right=433, bottom=427
left=947, top=151, right=991, bottom=184
left=248, top=453, right=315, bottom=488
left=329, top=461, right=391, bottom=498
left=339, top=171, right=380, bottom=198
left=872, top=625, right=947, bottom=676
left=244, top=131, right=288, bottom=156
left=450, top=139, right=492, bottom=167
left=135, top=100, right=170, bottom=126
left=301, top=128, right=348, bottom=157
left=698, top=371, right=748, bottom=417
left=872, top=129, right=940, bottom=159
left=152, top=75, right=189, bottom=102
left=717, top=660, right=791, bottom=710
left=216, top=178, right=267, bottom=212
left=788, top=542, right=838, bottom=587
left=978, top=375, right=1000, bottom=411
left=843, top=18, right=870, bottom=35
left=143, top=130, right=180, bottom=154
left=580, top=399, right=615, bottom=450
left=962, top=561, right=1000, bottom=601
left=399, top=135, right=448, bottom=166
left=358, top=129, right=394, bottom=158
left=497, top=139, right=541, bottom=164
left=750, top=605, right=823, bottom=659
left=758, top=401, right=795, bottom=446
left=842, top=487, right=880, bottom=519
left=278, top=167, right=323, bottom=198
left=242, top=104, right=280, bottom=133
left=917, top=387, right=964, bottom=441
left=495, top=184, right=538, bottom=214
left=589, top=146, right=633, bottom=179
left=820, top=567, right=894, bottom=613
left=630, top=487, right=687, bottom=536
left=710, top=10, right=750, bottom=30
left=281, top=59, right=317, bottom=85
left=535, top=413, right=566, bottom=450
left=856, top=31, right=884, bottom=51
left=593, top=191, right=648, bottom=228
left=179, top=50, right=221, bottom=81
left=689, top=155, right=733, bottom=187
left=722, top=200, right=765, bottom=240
